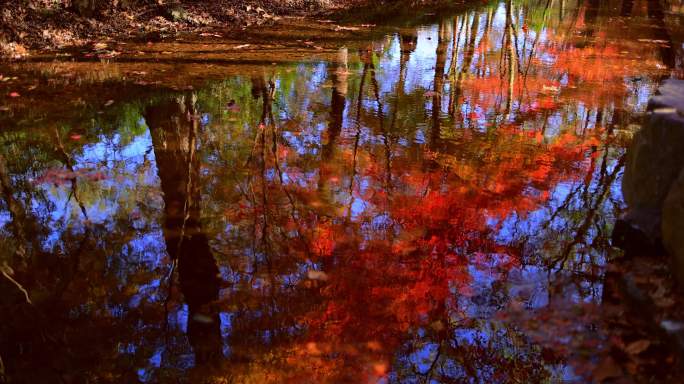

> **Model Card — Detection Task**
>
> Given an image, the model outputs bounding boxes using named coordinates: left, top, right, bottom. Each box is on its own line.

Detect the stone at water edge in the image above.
left=621, top=79, right=684, bottom=246
left=663, top=169, right=684, bottom=286
left=651, top=80, right=684, bottom=287
left=649, top=78, right=684, bottom=114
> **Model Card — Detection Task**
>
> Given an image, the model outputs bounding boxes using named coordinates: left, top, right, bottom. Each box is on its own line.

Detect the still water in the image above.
left=1, top=0, right=683, bottom=382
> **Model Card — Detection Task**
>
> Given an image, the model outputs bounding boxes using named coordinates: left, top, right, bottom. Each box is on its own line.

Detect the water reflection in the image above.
left=146, top=95, right=223, bottom=366
left=1, top=0, right=682, bottom=382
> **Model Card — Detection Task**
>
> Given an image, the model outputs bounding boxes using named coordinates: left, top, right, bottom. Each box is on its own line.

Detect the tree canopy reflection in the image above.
left=0, top=0, right=677, bottom=382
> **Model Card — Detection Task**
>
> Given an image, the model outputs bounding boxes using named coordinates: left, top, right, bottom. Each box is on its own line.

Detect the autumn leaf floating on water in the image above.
left=33, top=168, right=107, bottom=186
left=624, top=339, right=650, bottom=355
left=84, top=42, right=121, bottom=59
left=307, top=270, right=329, bottom=281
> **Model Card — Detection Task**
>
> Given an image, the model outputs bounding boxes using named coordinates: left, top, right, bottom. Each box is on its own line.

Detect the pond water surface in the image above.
left=1, top=0, right=683, bottom=383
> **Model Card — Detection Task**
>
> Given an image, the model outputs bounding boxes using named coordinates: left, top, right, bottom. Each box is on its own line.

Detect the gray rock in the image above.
left=622, top=79, right=684, bottom=245
left=663, top=169, right=684, bottom=284
left=648, top=79, right=684, bottom=115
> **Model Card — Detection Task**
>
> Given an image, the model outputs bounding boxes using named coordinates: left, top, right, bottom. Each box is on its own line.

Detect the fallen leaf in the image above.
left=104, top=100, right=114, bottom=107
left=307, top=270, right=329, bottom=281
left=655, top=297, right=675, bottom=307
left=69, top=134, right=82, bottom=140
left=637, top=39, right=670, bottom=44
left=334, top=25, right=361, bottom=31
left=625, top=339, right=650, bottom=355
left=98, top=50, right=120, bottom=58
left=8, top=92, right=20, bottom=98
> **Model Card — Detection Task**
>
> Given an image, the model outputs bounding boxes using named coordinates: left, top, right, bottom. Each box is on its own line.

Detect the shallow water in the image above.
left=1, top=0, right=683, bottom=382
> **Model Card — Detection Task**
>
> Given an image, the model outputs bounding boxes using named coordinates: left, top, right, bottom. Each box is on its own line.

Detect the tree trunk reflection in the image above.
left=145, top=96, right=222, bottom=365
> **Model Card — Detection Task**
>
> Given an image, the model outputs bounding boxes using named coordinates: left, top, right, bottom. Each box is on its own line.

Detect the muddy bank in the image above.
left=0, top=0, right=452, bottom=58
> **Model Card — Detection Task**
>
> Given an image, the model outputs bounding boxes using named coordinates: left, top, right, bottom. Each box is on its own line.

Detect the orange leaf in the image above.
left=625, top=339, right=650, bottom=355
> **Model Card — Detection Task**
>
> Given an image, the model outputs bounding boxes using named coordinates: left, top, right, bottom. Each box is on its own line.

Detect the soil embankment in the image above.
left=0, top=0, right=448, bottom=58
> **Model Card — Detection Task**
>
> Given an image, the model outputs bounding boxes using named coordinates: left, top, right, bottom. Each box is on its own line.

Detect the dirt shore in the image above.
left=0, top=0, right=445, bottom=58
